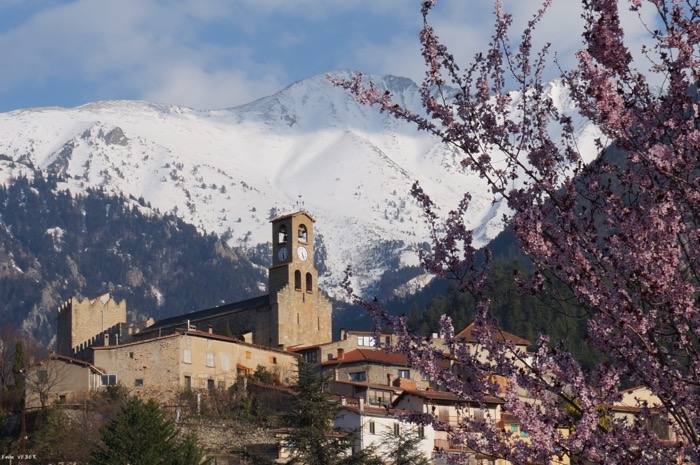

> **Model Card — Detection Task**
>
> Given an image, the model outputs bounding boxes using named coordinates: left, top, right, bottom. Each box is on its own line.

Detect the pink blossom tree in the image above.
left=333, top=0, right=700, bottom=463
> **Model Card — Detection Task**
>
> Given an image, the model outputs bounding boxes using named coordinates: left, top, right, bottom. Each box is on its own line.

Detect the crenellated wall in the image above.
left=56, top=293, right=127, bottom=359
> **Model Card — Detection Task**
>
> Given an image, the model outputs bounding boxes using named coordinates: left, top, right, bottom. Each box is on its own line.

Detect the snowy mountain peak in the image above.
left=0, top=72, right=598, bottom=299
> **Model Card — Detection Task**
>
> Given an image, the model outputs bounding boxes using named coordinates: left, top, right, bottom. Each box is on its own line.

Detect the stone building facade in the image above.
left=92, top=330, right=298, bottom=403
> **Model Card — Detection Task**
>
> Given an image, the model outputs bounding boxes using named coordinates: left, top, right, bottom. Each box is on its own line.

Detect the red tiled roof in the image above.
left=36, top=353, right=105, bottom=375
left=288, top=342, right=328, bottom=352
left=455, top=323, right=530, bottom=346
left=322, top=348, right=408, bottom=366
left=394, top=388, right=504, bottom=405
left=331, top=380, right=403, bottom=392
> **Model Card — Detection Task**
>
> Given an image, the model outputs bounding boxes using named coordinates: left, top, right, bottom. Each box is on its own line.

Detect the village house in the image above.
left=92, top=330, right=298, bottom=401
left=291, top=329, right=397, bottom=367
left=321, top=348, right=431, bottom=390
left=392, top=389, right=505, bottom=465
left=334, top=400, right=435, bottom=462
left=24, top=353, right=104, bottom=408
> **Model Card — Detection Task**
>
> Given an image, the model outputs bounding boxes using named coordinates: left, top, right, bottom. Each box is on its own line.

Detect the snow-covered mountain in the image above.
left=0, top=71, right=599, bottom=299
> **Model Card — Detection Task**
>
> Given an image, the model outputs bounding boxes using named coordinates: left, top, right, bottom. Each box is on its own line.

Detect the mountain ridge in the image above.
left=0, top=71, right=599, bottom=301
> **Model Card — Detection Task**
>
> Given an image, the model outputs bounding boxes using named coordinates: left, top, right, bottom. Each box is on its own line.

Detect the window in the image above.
left=510, top=424, right=519, bottom=434
left=101, top=374, right=117, bottom=386
left=398, top=369, right=410, bottom=379
left=184, top=376, right=192, bottom=390
left=306, top=273, right=313, bottom=293
left=206, top=351, right=215, bottom=367
left=294, top=270, right=302, bottom=291
left=218, top=380, right=226, bottom=390
left=369, top=421, right=376, bottom=434
left=183, top=348, right=192, bottom=364
left=278, top=225, right=288, bottom=243
left=207, top=339, right=213, bottom=347
left=37, top=370, right=48, bottom=383
left=349, top=371, right=367, bottom=382
left=298, top=224, right=308, bottom=243
left=135, top=378, right=144, bottom=387
left=393, top=423, right=400, bottom=436
left=421, top=372, right=430, bottom=381
left=306, top=351, right=318, bottom=363
left=222, top=354, right=230, bottom=372
left=368, top=391, right=385, bottom=406
left=246, top=351, right=252, bottom=359
left=357, top=336, right=375, bottom=347
left=418, top=425, right=425, bottom=439
left=269, top=356, right=277, bottom=364
left=520, top=430, right=529, bottom=438
left=207, top=379, right=215, bottom=390
left=129, top=352, right=134, bottom=359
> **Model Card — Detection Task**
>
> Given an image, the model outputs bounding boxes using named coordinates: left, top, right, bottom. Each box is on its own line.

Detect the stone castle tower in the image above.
left=268, top=211, right=332, bottom=349
left=56, top=293, right=127, bottom=358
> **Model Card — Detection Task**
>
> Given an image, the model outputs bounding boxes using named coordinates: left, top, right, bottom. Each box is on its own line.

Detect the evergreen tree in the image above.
left=380, top=423, right=430, bottom=465
left=90, top=397, right=208, bottom=465
left=11, top=340, right=26, bottom=407
left=281, top=361, right=380, bottom=465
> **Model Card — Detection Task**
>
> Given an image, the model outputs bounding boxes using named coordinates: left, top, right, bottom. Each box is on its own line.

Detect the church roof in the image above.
left=141, top=294, right=271, bottom=334
left=271, top=210, right=315, bottom=223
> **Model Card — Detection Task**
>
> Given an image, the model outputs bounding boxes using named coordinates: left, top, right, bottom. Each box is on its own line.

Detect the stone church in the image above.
left=56, top=210, right=334, bottom=359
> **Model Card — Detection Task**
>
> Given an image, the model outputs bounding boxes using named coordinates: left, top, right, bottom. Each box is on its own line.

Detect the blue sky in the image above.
left=0, top=0, right=655, bottom=112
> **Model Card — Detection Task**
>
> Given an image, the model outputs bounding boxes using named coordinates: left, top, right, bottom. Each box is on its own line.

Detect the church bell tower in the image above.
left=269, top=211, right=317, bottom=293
left=268, top=211, right=331, bottom=348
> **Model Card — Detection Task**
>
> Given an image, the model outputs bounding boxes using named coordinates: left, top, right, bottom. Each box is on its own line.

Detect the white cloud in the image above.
left=140, top=65, right=283, bottom=110
left=0, top=0, right=671, bottom=111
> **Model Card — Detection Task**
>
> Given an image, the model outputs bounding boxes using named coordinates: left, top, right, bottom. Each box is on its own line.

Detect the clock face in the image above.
left=277, top=247, right=288, bottom=261
left=297, top=246, right=308, bottom=261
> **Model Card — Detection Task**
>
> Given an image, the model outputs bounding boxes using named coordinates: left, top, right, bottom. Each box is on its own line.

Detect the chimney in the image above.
left=337, top=348, right=344, bottom=360
left=208, top=325, right=213, bottom=334
left=103, top=332, right=109, bottom=346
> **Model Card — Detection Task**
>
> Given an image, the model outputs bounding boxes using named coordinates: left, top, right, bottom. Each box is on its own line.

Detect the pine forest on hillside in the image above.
left=0, top=172, right=265, bottom=342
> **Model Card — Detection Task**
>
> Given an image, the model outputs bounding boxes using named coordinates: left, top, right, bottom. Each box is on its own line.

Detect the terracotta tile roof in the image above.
left=455, top=322, right=530, bottom=346
left=331, top=380, right=403, bottom=392
left=288, top=342, right=329, bottom=352
left=36, top=353, right=105, bottom=375
left=337, top=404, right=408, bottom=417
left=394, top=388, right=504, bottom=405
left=270, top=210, right=315, bottom=223
left=322, top=348, right=408, bottom=366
